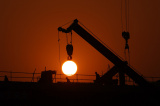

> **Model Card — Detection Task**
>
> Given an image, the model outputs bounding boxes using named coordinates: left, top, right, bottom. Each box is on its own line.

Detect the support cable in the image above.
left=66, top=31, right=73, bottom=44
left=122, top=0, right=131, bottom=64
left=79, top=21, right=125, bottom=61
left=70, top=31, right=72, bottom=44
left=128, top=0, right=129, bottom=32
left=58, top=31, right=61, bottom=80
left=121, top=0, right=124, bottom=32
left=60, top=20, right=74, bottom=27
left=128, top=49, right=130, bottom=65
left=66, top=33, right=68, bottom=44
left=126, top=0, right=130, bottom=64
left=127, top=0, right=130, bottom=65
left=125, top=0, right=128, bottom=31
left=124, top=49, right=126, bottom=61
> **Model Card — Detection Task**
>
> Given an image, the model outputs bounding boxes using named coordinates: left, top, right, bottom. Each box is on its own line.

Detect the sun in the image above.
left=62, top=60, right=77, bottom=76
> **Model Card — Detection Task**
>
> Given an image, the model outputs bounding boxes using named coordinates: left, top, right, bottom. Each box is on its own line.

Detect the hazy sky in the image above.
left=0, top=0, right=160, bottom=81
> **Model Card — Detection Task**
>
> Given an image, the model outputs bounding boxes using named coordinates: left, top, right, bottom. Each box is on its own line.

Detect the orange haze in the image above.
left=1, top=0, right=160, bottom=82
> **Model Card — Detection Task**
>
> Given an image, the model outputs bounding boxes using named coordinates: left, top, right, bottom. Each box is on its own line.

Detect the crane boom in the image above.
left=58, top=19, right=151, bottom=86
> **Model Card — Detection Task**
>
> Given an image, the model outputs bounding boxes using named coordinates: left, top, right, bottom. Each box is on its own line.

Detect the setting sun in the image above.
left=62, top=60, right=77, bottom=76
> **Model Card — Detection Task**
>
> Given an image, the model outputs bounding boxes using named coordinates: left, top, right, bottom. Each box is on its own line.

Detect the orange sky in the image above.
left=0, top=0, right=160, bottom=81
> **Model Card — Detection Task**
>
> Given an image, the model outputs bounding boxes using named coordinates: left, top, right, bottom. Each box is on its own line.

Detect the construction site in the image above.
left=0, top=19, right=160, bottom=106
left=1, top=0, right=160, bottom=105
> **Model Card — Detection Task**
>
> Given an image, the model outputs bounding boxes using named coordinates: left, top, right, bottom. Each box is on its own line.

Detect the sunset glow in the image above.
left=62, top=60, right=77, bottom=76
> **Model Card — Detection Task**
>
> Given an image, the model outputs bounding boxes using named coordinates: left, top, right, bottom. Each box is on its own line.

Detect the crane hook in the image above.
left=122, top=31, right=130, bottom=50
left=66, top=44, right=73, bottom=60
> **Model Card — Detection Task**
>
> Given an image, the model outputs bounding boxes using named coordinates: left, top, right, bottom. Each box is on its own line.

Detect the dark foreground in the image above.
left=0, top=81, right=160, bottom=106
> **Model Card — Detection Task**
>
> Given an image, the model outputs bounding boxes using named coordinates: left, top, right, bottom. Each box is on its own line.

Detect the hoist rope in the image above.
left=121, top=0, right=129, bottom=32
left=121, top=0, right=131, bottom=63
left=66, top=32, right=73, bottom=44
left=127, top=0, right=130, bottom=64
left=128, top=0, right=129, bottom=32
left=121, top=0, right=123, bottom=32
left=125, top=0, right=128, bottom=31
left=66, top=33, right=68, bottom=44
left=124, top=49, right=127, bottom=60
left=58, top=31, right=61, bottom=80
left=128, top=49, right=130, bottom=65
left=70, top=31, right=72, bottom=44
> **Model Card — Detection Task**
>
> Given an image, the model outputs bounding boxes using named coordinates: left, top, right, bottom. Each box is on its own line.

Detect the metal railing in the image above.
left=0, top=71, right=160, bottom=85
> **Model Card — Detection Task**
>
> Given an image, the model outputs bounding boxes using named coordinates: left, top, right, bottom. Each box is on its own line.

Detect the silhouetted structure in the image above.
left=4, top=75, right=8, bottom=82
left=66, top=77, right=70, bottom=83
left=94, top=71, right=118, bottom=85
left=95, top=72, right=100, bottom=80
left=95, top=72, right=100, bottom=83
left=58, top=19, right=151, bottom=86
left=38, top=70, right=56, bottom=84
left=31, top=68, right=36, bottom=82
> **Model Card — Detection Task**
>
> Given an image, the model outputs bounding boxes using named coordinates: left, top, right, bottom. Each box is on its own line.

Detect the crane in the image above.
left=58, top=19, right=151, bottom=86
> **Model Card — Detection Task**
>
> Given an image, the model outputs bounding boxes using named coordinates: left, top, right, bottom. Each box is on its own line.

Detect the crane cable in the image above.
left=58, top=31, right=61, bottom=80
left=125, top=0, right=128, bottom=31
left=66, top=31, right=73, bottom=44
left=121, top=0, right=130, bottom=64
left=121, top=0, right=129, bottom=31
left=66, top=33, right=68, bottom=44
left=60, top=20, right=74, bottom=28
left=71, top=31, right=72, bottom=44
left=127, top=0, right=130, bottom=65
left=58, top=19, right=74, bottom=64
left=79, top=21, right=125, bottom=61
left=127, top=0, right=129, bottom=32
left=121, top=0, right=123, bottom=32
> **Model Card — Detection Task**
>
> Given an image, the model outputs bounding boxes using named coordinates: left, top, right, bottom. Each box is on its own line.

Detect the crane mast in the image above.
left=58, top=19, right=151, bottom=86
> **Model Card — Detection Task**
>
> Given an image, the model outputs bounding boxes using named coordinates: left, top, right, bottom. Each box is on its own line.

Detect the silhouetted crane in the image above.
left=58, top=19, right=151, bottom=86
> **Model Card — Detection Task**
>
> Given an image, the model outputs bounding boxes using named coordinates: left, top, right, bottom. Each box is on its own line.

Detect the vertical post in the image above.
left=32, top=73, right=34, bottom=82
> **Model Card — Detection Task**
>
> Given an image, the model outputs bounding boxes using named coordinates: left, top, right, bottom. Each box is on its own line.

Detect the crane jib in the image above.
left=58, top=19, right=151, bottom=87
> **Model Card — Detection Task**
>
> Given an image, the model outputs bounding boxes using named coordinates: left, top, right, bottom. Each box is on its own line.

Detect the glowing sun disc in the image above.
left=62, top=60, right=77, bottom=76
